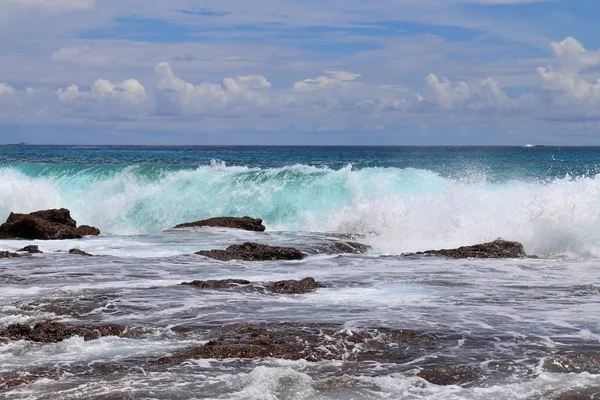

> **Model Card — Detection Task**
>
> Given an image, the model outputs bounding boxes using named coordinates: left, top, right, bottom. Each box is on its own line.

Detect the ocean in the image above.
left=0, top=145, right=599, bottom=399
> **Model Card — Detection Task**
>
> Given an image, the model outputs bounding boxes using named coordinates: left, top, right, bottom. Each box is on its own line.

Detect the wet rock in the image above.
left=173, top=216, right=266, bottom=232
left=17, top=245, right=43, bottom=254
left=544, top=354, right=600, bottom=374
left=0, top=374, right=39, bottom=390
left=415, top=239, right=527, bottom=259
left=69, top=248, right=92, bottom=256
left=76, top=225, right=101, bottom=236
left=271, top=277, right=322, bottom=294
left=152, top=323, right=437, bottom=365
left=0, top=250, right=20, bottom=258
left=304, top=240, right=371, bottom=255
left=196, top=242, right=305, bottom=261
left=18, top=292, right=118, bottom=317
left=182, top=279, right=251, bottom=289
left=0, top=208, right=100, bottom=240
left=0, top=321, right=126, bottom=343
left=549, top=387, right=600, bottom=400
left=417, top=365, right=480, bottom=386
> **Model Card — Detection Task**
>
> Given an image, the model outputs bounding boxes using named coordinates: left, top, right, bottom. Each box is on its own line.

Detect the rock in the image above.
left=77, top=225, right=101, bottom=236
left=69, top=248, right=92, bottom=256
left=28, top=208, right=76, bottom=227
left=196, top=242, right=305, bottom=261
left=548, top=387, right=600, bottom=400
left=271, top=277, right=322, bottom=294
left=304, top=240, right=371, bottom=255
left=17, top=245, right=42, bottom=254
left=417, top=365, right=480, bottom=386
left=173, top=216, right=266, bottom=232
left=415, top=239, right=526, bottom=259
left=0, top=251, right=20, bottom=258
left=182, top=279, right=251, bottom=289
left=0, top=208, right=100, bottom=240
left=544, top=354, right=600, bottom=374
left=0, top=321, right=126, bottom=343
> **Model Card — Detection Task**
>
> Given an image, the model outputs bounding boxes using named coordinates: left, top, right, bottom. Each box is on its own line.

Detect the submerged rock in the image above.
left=173, top=216, right=266, bottom=232
left=544, top=354, right=600, bottom=374
left=196, top=242, right=305, bottom=261
left=17, top=245, right=42, bottom=254
left=303, top=240, right=371, bottom=255
left=0, top=321, right=126, bottom=343
left=182, top=279, right=251, bottom=289
left=0, top=208, right=100, bottom=240
left=271, top=277, right=322, bottom=294
left=69, top=248, right=92, bottom=256
left=0, top=251, right=20, bottom=258
left=415, top=239, right=527, bottom=259
left=417, top=365, right=480, bottom=386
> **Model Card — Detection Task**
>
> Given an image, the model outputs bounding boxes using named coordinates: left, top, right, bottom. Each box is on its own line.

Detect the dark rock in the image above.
left=69, top=248, right=92, bottom=256
left=0, top=208, right=100, bottom=240
left=271, top=277, right=322, bottom=294
left=417, top=365, right=480, bottom=386
left=548, top=387, right=600, bottom=400
left=182, top=279, right=251, bottom=289
left=0, top=374, right=39, bottom=390
left=152, top=322, right=437, bottom=365
left=28, top=208, right=76, bottom=227
left=415, top=239, right=527, bottom=259
left=0, top=251, right=20, bottom=258
left=17, top=245, right=42, bottom=254
left=77, top=225, right=101, bottom=236
left=544, top=354, right=600, bottom=374
left=196, top=242, right=305, bottom=261
left=0, top=321, right=126, bottom=343
left=173, top=216, right=266, bottom=232
left=304, top=240, right=371, bottom=255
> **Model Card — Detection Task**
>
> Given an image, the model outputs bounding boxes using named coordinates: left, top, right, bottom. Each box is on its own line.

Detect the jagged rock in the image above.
left=182, top=279, right=251, bottom=289
left=17, top=245, right=42, bottom=254
left=196, top=242, right=305, bottom=261
left=28, top=208, right=76, bottom=227
left=0, top=321, right=126, bottom=343
left=173, top=216, right=266, bottom=232
left=304, top=240, right=371, bottom=255
left=414, top=239, right=526, bottom=259
left=0, top=251, right=20, bottom=258
left=417, top=365, right=480, bottom=386
left=76, top=225, right=101, bottom=236
left=69, top=248, right=92, bottom=256
left=271, top=277, right=322, bottom=294
left=0, top=208, right=100, bottom=240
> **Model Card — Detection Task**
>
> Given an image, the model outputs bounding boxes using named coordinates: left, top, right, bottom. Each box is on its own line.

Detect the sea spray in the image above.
left=1, top=162, right=600, bottom=256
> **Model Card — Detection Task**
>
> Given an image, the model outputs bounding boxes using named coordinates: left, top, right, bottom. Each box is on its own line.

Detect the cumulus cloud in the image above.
left=57, top=79, right=147, bottom=107
left=154, top=62, right=284, bottom=115
left=421, top=74, right=510, bottom=111
left=293, top=71, right=361, bottom=91
left=0, top=83, right=16, bottom=96
left=537, top=37, right=600, bottom=110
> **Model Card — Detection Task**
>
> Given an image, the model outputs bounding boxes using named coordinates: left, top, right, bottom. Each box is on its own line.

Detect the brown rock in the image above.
left=271, top=277, right=322, bottom=294
left=77, top=225, right=101, bottom=236
left=415, top=239, right=527, bottom=259
left=173, top=216, right=266, bottom=231
left=28, top=208, right=76, bottom=227
left=182, top=279, right=251, bottom=289
left=0, top=208, right=100, bottom=240
left=196, top=242, right=305, bottom=261
left=17, top=245, right=42, bottom=254
left=0, top=251, right=20, bottom=258
left=69, top=248, right=92, bottom=256
left=417, top=365, right=480, bottom=386
left=544, top=354, right=600, bottom=374
left=0, top=321, right=126, bottom=343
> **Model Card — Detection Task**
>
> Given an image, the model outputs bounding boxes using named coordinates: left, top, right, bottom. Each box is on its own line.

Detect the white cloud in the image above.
left=6, top=0, right=94, bottom=12
left=422, top=73, right=510, bottom=110
left=0, top=83, right=16, bottom=96
left=293, top=71, right=361, bottom=91
left=154, top=62, right=283, bottom=115
left=52, top=45, right=108, bottom=65
left=57, top=78, right=147, bottom=106
left=537, top=37, right=600, bottom=109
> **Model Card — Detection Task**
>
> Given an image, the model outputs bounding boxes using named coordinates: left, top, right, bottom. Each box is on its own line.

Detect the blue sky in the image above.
left=0, top=0, right=599, bottom=145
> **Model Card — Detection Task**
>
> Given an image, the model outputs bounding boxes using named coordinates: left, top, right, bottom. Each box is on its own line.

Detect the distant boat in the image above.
left=524, top=144, right=534, bottom=148
left=523, top=144, right=549, bottom=148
